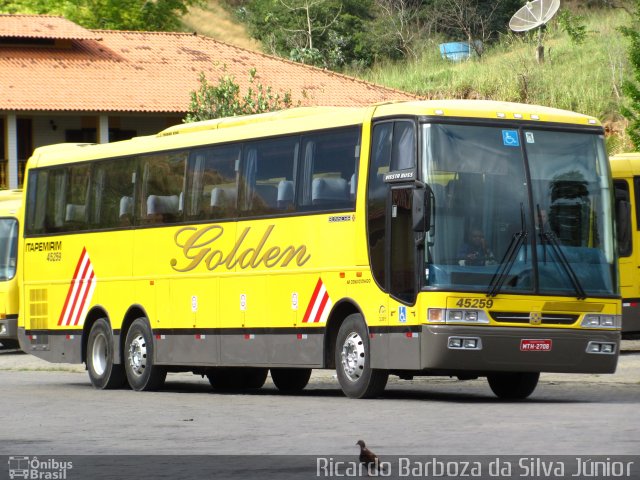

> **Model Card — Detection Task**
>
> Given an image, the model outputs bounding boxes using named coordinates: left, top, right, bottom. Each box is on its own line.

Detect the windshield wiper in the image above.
left=536, top=205, right=586, bottom=300
left=487, top=204, right=527, bottom=297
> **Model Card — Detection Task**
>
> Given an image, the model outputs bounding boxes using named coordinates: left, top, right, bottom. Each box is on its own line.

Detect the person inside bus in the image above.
left=458, top=228, right=495, bottom=266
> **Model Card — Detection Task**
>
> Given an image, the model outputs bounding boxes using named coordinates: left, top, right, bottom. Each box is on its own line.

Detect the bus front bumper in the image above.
left=0, top=316, right=18, bottom=343
left=419, top=325, right=620, bottom=374
left=371, top=325, right=620, bottom=374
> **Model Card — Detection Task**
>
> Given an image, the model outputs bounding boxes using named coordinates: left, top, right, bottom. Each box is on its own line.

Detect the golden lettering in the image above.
left=262, top=246, right=282, bottom=267
left=170, top=224, right=311, bottom=272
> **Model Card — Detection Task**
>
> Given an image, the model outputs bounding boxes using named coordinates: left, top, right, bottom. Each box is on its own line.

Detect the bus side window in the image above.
left=300, top=127, right=360, bottom=211
left=390, top=121, right=416, bottom=171
left=38, top=165, right=90, bottom=233
left=240, top=137, right=298, bottom=217
left=92, top=157, right=137, bottom=229
left=140, top=152, right=186, bottom=225
left=186, top=145, right=240, bottom=221
left=25, top=170, right=48, bottom=235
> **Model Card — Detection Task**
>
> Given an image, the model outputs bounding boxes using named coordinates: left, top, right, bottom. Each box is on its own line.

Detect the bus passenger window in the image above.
left=140, top=152, right=186, bottom=224
left=186, top=145, right=240, bottom=221
left=92, top=157, right=137, bottom=229
left=240, top=137, right=298, bottom=217
left=300, top=127, right=360, bottom=211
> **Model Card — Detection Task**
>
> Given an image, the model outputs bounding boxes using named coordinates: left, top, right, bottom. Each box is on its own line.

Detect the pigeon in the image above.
left=356, top=439, right=383, bottom=474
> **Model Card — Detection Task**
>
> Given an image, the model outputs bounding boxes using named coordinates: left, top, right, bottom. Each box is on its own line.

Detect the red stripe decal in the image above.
left=302, top=278, right=323, bottom=323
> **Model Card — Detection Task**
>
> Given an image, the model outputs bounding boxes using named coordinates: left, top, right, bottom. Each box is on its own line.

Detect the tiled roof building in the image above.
left=0, top=14, right=416, bottom=187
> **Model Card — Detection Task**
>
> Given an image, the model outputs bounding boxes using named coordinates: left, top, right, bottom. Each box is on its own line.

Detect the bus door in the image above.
left=614, top=179, right=634, bottom=291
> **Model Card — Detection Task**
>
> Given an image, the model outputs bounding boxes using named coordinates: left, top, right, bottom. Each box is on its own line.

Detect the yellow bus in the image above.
left=18, top=100, right=621, bottom=399
left=609, top=152, right=640, bottom=335
left=0, top=189, right=21, bottom=349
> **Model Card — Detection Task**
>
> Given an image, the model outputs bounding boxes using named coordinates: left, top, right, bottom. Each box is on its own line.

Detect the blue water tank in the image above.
left=439, top=42, right=471, bottom=61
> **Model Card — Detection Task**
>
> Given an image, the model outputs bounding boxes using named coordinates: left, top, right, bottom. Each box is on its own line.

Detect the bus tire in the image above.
left=335, top=314, right=388, bottom=399
left=86, top=318, right=126, bottom=390
left=270, top=368, right=312, bottom=393
left=207, top=367, right=268, bottom=390
left=124, top=318, right=166, bottom=391
left=0, top=339, right=20, bottom=349
left=487, top=372, right=539, bottom=400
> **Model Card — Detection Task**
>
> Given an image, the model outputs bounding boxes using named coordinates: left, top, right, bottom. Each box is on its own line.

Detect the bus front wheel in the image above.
left=335, top=314, right=388, bottom=399
left=86, top=318, right=126, bottom=389
left=487, top=372, right=539, bottom=400
left=124, top=318, right=166, bottom=391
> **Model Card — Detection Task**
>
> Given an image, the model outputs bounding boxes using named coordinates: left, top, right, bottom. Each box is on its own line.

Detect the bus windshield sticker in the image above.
left=525, top=132, right=535, bottom=143
left=502, top=130, right=520, bottom=147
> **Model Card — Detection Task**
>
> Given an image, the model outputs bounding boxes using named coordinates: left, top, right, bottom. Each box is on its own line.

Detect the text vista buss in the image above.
left=609, top=152, right=640, bottom=335
left=18, top=100, right=621, bottom=399
left=0, top=189, right=21, bottom=349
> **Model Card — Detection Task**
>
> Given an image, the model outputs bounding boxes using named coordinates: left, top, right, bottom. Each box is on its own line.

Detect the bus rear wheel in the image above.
left=124, top=318, right=166, bottom=391
left=487, top=372, right=540, bottom=400
left=86, top=318, right=126, bottom=389
left=270, top=368, right=312, bottom=393
left=207, top=367, right=268, bottom=390
left=335, top=314, right=388, bottom=399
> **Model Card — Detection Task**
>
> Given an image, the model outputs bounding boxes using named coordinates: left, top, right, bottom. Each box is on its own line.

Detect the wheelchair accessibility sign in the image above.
left=398, top=306, right=407, bottom=323
left=502, top=130, right=520, bottom=147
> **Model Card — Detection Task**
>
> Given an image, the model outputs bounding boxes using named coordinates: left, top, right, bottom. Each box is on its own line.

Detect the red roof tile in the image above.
left=0, top=14, right=97, bottom=40
left=0, top=15, right=417, bottom=113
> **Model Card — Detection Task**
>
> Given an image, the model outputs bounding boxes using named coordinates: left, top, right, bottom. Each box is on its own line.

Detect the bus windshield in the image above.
left=422, top=123, right=616, bottom=297
left=0, top=218, right=18, bottom=281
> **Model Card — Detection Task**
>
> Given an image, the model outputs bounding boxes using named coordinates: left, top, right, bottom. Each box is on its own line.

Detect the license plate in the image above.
left=520, top=339, right=552, bottom=351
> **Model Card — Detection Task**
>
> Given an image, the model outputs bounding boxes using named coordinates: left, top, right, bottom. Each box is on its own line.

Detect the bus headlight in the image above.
left=448, top=336, right=482, bottom=350
left=581, top=314, right=622, bottom=329
left=446, top=309, right=489, bottom=324
left=427, top=309, right=489, bottom=324
left=586, top=341, right=617, bottom=354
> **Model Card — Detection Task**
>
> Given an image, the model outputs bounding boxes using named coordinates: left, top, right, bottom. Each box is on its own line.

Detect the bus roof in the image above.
left=28, top=100, right=602, bottom=168
left=610, top=152, right=640, bottom=177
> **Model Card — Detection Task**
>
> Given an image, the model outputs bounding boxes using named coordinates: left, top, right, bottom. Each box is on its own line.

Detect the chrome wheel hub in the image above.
left=91, top=333, right=108, bottom=376
left=340, top=331, right=365, bottom=382
left=128, top=334, right=147, bottom=377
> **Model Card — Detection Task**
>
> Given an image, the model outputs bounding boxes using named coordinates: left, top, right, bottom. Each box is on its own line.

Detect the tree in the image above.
left=184, top=68, right=295, bottom=123
left=237, top=0, right=376, bottom=69
left=620, top=0, right=640, bottom=148
left=0, top=0, right=203, bottom=31
left=373, top=0, right=425, bottom=59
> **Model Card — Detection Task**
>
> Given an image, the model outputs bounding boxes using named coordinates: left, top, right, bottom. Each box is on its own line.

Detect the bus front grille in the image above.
left=489, top=311, right=579, bottom=325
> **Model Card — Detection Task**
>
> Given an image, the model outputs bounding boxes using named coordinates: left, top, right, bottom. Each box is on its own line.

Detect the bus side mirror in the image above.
left=412, top=188, right=429, bottom=232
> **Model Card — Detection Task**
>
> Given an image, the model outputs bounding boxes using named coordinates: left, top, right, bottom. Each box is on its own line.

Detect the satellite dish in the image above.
left=509, top=0, right=560, bottom=63
left=509, top=0, right=560, bottom=32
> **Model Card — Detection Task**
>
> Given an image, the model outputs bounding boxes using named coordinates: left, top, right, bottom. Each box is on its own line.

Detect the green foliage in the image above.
left=0, top=0, right=203, bottom=31
left=184, top=68, right=295, bottom=123
left=557, top=9, right=588, bottom=45
left=620, top=0, right=640, bottom=149
left=233, top=0, right=528, bottom=69
left=236, top=0, right=376, bottom=69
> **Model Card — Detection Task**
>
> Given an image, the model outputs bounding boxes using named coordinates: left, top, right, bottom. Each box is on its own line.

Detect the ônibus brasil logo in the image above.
left=8, top=456, right=73, bottom=479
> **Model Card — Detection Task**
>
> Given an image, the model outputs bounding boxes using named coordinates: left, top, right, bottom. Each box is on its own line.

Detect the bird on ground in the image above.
left=356, top=439, right=383, bottom=474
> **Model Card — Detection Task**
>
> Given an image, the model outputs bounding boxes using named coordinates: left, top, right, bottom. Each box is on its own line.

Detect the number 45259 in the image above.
left=455, top=298, right=493, bottom=309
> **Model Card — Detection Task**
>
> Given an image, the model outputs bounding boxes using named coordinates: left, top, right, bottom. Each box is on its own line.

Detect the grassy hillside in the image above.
left=181, top=4, right=634, bottom=152
left=181, top=0, right=261, bottom=51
